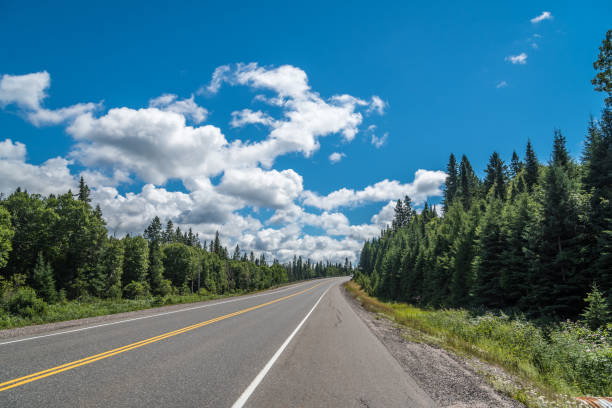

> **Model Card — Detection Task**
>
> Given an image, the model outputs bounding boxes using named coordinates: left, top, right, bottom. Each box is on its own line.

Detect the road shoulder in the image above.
left=341, top=285, right=525, bottom=408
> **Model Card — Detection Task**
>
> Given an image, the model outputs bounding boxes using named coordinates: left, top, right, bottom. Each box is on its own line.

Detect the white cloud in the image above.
left=0, top=139, right=26, bottom=160
left=0, top=71, right=99, bottom=125
left=67, top=108, right=229, bottom=185
left=371, top=132, right=388, bottom=148
left=367, top=95, right=387, bottom=115
left=149, top=94, right=208, bottom=124
left=230, top=109, right=275, bottom=128
left=0, top=139, right=77, bottom=195
left=496, top=80, right=508, bottom=88
left=505, top=53, right=528, bottom=65
left=370, top=200, right=396, bottom=228
left=217, top=168, right=303, bottom=209
left=302, top=169, right=447, bottom=211
left=530, top=11, right=552, bottom=24
left=202, top=65, right=231, bottom=94
left=0, top=71, right=49, bottom=110
left=329, top=152, right=345, bottom=163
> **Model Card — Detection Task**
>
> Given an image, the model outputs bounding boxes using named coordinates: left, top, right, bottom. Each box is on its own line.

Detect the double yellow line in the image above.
left=0, top=282, right=322, bottom=392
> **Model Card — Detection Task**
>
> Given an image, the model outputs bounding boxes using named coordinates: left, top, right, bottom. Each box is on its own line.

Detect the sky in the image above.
left=0, top=1, right=610, bottom=264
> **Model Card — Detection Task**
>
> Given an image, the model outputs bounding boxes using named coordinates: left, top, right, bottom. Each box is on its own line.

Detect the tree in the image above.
left=78, top=176, right=91, bottom=204
left=443, top=153, right=458, bottom=212
left=483, top=152, right=507, bottom=200
left=0, top=206, right=14, bottom=269
left=98, top=238, right=124, bottom=299
left=122, top=235, right=149, bottom=286
left=592, top=29, right=612, bottom=107
left=31, top=252, right=57, bottom=303
left=524, top=140, right=539, bottom=192
left=510, top=150, right=523, bottom=178
left=144, top=216, right=163, bottom=245
left=581, top=283, right=610, bottom=330
left=535, top=136, right=584, bottom=317
left=458, top=155, right=478, bottom=210
left=164, top=220, right=174, bottom=243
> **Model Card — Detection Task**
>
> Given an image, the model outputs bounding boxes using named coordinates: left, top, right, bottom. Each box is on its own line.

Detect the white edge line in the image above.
left=0, top=280, right=320, bottom=346
left=231, top=282, right=332, bottom=408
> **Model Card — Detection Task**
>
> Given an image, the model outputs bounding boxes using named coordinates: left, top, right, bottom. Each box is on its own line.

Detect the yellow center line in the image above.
left=0, top=282, right=322, bottom=392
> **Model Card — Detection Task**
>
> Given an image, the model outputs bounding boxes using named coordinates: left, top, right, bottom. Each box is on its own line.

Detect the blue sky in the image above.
left=0, top=1, right=610, bottom=262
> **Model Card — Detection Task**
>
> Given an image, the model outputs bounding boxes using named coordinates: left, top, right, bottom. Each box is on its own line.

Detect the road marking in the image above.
left=231, top=282, right=333, bottom=408
left=0, top=282, right=323, bottom=392
left=0, top=280, right=317, bottom=346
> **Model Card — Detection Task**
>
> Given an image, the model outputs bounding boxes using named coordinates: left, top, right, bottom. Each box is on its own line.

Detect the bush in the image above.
left=7, top=287, right=48, bottom=318
left=122, top=281, right=149, bottom=300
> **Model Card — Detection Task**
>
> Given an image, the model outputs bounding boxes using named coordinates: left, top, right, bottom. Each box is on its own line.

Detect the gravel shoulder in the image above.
left=342, top=286, right=525, bottom=408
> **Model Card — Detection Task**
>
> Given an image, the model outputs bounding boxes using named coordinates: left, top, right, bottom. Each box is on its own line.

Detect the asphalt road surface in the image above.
left=0, top=277, right=434, bottom=407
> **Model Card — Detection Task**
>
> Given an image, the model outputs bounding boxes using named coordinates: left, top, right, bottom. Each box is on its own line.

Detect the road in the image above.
left=0, top=277, right=434, bottom=407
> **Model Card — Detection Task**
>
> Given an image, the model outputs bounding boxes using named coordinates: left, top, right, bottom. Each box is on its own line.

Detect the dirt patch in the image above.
left=342, top=287, right=524, bottom=408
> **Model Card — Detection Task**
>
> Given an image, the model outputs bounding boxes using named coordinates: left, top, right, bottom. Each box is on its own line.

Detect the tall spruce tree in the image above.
left=524, top=140, right=539, bottom=192
left=443, top=153, right=458, bottom=212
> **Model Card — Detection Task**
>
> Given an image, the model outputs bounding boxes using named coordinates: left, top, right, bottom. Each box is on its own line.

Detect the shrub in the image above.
left=7, top=287, right=47, bottom=318
left=123, top=281, right=149, bottom=300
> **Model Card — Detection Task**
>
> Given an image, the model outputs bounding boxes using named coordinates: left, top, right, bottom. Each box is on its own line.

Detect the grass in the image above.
left=0, top=280, right=305, bottom=331
left=344, top=281, right=611, bottom=408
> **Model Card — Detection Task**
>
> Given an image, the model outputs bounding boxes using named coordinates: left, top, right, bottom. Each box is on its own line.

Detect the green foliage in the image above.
left=6, top=286, right=47, bottom=319
left=346, top=282, right=612, bottom=397
left=31, top=252, right=57, bottom=303
left=0, top=206, right=14, bottom=268
left=581, top=283, right=610, bottom=330
left=122, top=281, right=149, bottom=300
left=122, top=235, right=149, bottom=286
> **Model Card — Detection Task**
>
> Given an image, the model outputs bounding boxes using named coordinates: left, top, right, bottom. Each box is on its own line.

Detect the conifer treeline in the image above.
left=355, top=31, right=612, bottom=320
left=0, top=180, right=350, bottom=306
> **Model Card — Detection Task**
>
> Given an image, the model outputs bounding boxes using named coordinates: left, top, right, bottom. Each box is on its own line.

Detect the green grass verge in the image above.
left=0, top=280, right=306, bottom=331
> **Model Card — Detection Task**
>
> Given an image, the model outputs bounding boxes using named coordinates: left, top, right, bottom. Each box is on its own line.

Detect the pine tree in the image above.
left=144, top=216, right=163, bottom=245
left=443, top=153, right=458, bottom=212
left=484, top=152, right=507, bottom=200
left=458, top=155, right=477, bottom=210
left=581, top=283, right=610, bottom=329
left=233, top=244, right=240, bottom=260
left=31, top=252, right=57, bottom=303
left=473, top=200, right=506, bottom=308
left=535, top=136, right=584, bottom=317
left=78, top=176, right=91, bottom=204
left=524, top=140, right=539, bottom=192
left=164, top=220, right=174, bottom=243
left=510, top=150, right=523, bottom=178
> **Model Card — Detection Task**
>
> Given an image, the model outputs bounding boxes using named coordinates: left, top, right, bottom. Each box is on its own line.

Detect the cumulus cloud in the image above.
left=302, top=169, right=447, bottom=211
left=149, top=94, right=208, bottom=124
left=217, top=168, right=303, bottom=209
left=530, top=11, right=552, bottom=23
left=67, top=108, right=229, bottom=184
left=505, top=53, right=528, bottom=65
left=0, top=138, right=77, bottom=195
left=329, top=152, right=345, bottom=163
left=0, top=71, right=99, bottom=125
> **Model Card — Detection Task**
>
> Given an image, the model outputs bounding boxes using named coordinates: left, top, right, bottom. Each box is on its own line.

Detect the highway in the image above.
left=0, top=277, right=434, bottom=407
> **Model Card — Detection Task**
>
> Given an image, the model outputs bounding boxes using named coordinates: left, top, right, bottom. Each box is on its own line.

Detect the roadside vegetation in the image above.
left=352, top=30, right=612, bottom=403
left=345, top=281, right=611, bottom=406
left=0, top=185, right=351, bottom=330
